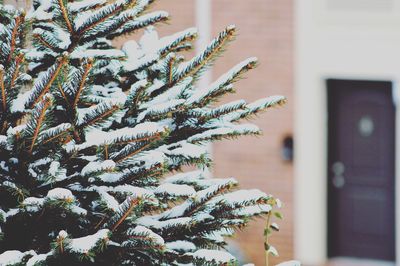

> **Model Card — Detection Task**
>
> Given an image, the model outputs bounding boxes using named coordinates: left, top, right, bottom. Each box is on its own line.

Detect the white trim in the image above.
left=195, top=0, right=212, bottom=97
left=195, top=0, right=212, bottom=176
left=195, top=0, right=212, bottom=86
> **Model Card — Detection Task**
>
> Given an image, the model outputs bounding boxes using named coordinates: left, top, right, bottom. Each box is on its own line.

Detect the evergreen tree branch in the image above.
left=114, top=140, right=155, bottom=163
left=28, top=95, right=52, bottom=154
left=7, top=14, right=23, bottom=64
left=57, top=0, right=74, bottom=34
left=57, top=83, right=70, bottom=106
left=111, top=197, right=139, bottom=232
left=39, top=123, right=72, bottom=144
left=73, top=58, right=93, bottom=108
left=76, top=102, right=123, bottom=130
left=33, top=33, right=57, bottom=50
left=25, top=55, right=68, bottom=108
left=173, top=25, right=236, bottom=84
left=10, top=53, right=24, bottom=90
left=75, top=0, right=135, bottom=34
left=0, top=65, right=5, bottom=112
left=107, top=11, right=169, bottom=39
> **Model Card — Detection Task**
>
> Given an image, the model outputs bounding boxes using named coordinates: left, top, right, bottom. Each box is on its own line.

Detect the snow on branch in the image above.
left=0, top=250, right=36, bottom=266
left=125, top=225, right=164, bottom=247
left=76, top=101, right=125, bottom=129
left=187, top=124, right=261, bottom=143
left=23, top=55, right=68, bottom=109
left=190, top=249, right=236, bottom=265
left=174, top=25, right=236, bottom=83
left=63, top=229, right=110, bottom=254
left=68, top=0, right=107, bottom=13
left=109, top=11, right=169, bottom=38
left=186, top=57, right=258, bottom=106
left=81, top=160, right=115, bottom=177
left=24, top=95, right=53, bottom=153
left=38, top=123, right=71, bottom=144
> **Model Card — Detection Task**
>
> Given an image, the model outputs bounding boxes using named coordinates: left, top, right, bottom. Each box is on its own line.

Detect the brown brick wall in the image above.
left=211, top=1, right=294, bottom=265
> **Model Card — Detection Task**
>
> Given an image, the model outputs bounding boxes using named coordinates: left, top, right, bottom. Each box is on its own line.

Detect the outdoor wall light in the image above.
left=282, top=135, right=294, bottom=162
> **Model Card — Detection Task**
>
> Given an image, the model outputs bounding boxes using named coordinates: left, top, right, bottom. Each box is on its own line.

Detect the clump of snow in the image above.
left=130, top=150, right=166, bottom=170
left=0, top=135, right=7, bottom=146
left=139, top=26, right=159, bottom=53
left=89, top=85, right=127, bottom=105
left=163, top=141, right=207, bottom=161
left=192, top=249, right=236, bottom=263
left=213, top=189, right=268, bottom=207
left=136, top=216, right=192, bottom=231
left=122, top=40, right=142, bottom=60
left=10, top=91, right=30, bottom=113
left=6, top=124, right=26, bottom=136
left=0, top=161, right=9, bottom=171
left=69, top=229, right=110, bottom=253
left=193, top=212, right=214, bottom=222
left=26, top=252, right=52, bottom=266
left=113, top=185, right=155, bottom=198
left=58, top=230, right=68, bottom=239
left=47, top=188, right=75, bottom=201
left=4, top=208, right=19, bottom=219
left=0, top=250, right=35, bottom=265
left=166, top=240, right=196, bottom=251
left=93, top=186, right=120, bottom=211
left=154, top=183, right=195, bottom=197
left=46, top=161, right=67, bottom=183
left=234, top=205, right=272, bottom=216
left=144, top=79, right=165, bottom=95
left=70, top=49, right=125, bottom=60
left=22, top=197, right=45, bottom=212
left=81, top=160, right=116, bottom=176
left=165, top=170, right=203, bottom=181
left=129, top=225, right=164, bottom=245
left=70, top=205, right=88, bottom=216
left=97, top=172, right=124, bottom=183
left=27, top=0, right=53, bottom=20
left=122, top=52, right=158, bottom=72
left=69, top=122, right=165, bottom=152
left=157, top=201, right=190, bottom=220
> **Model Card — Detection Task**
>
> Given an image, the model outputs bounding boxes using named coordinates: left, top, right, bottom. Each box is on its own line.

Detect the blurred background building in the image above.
left=5, top=0, right=400, bottom=265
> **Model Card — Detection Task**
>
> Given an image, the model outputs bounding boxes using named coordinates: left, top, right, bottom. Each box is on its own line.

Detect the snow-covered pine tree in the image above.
left=0, top=1, right=287, bottom=265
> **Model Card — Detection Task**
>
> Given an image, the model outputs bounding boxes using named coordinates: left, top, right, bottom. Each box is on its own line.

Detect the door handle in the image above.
left=332, top=161, right=345, bottom=188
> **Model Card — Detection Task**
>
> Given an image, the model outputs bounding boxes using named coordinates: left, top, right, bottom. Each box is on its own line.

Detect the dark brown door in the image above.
left=327, top=79, right=396, bottom=261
